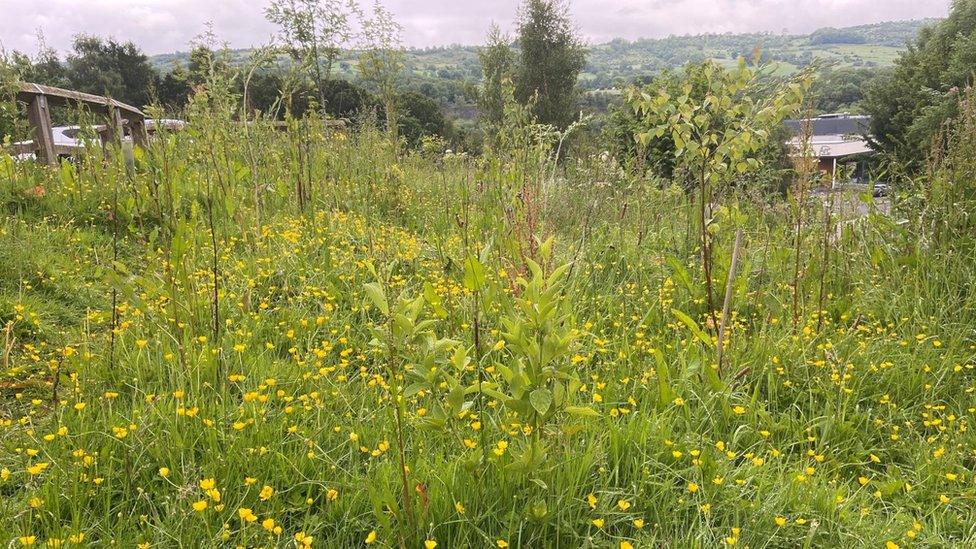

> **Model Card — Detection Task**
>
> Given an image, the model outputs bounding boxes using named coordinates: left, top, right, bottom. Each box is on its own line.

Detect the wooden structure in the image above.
left=11, top=82, right=147, bottom=165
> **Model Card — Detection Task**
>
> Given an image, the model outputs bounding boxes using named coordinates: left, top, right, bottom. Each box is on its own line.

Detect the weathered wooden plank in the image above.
left=12, top=82, right=150, bottom=164
left=111, top=107, right=125, bottom=145
left=130, top=118, right=149, bottom=148
left=16, top=83, right=144, bottom=119
left=26, top=95, right=56, bottom=165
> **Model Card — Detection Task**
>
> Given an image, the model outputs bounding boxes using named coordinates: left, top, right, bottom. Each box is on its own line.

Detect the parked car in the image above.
left=12, top=119, right=187, bottom=162
left=842, top=181, right=889, bottom=197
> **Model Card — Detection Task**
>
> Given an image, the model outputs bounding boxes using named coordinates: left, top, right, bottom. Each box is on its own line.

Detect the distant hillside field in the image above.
left=150, top=19, right=936, bottom=91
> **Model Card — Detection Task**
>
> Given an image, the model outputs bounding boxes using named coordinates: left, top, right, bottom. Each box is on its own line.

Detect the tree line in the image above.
left=4, top=0, right=975, bottom=177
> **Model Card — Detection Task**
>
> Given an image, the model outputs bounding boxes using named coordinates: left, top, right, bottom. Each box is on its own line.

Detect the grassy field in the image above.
left=1, top=103, right=975, bottom=549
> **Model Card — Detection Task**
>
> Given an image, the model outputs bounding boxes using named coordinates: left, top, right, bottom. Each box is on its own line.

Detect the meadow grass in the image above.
left=1, top=111, right=975, bottom=549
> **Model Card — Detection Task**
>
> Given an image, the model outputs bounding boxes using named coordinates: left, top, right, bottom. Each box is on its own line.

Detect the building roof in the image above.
left=789, top=135, right=874, bottom=159
left=785, top=114, right=874, bottom=159
left=784, top=114, right=871, bottom=137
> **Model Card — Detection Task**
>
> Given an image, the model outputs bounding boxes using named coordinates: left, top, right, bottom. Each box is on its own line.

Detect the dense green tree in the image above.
left=322, top=79, right=377, bottom=119
left=21, top=44, right=70, bottom=89
left=478, top=24, right=515, bottom=129
left=244, top=73, right=377, bottom=120
left=358, top=1, right=405, bottom=140
left=396, top=90, right=451, bottom=146
left=865, top=0, right=976, bottom=168
left=186, top=46, right=233, bottom=88
left=157, top=65, right=193, bottom=110
left=65, top=35, right=158, bottom=107
left=514, top=0, right=586, bottom=129
left=809, top=67, right=886, bottom=114
left=0, top=57, right=26, bottom=141
left=265, top=0, right=359, bottom=107
left=809, top=28, right=867, bottom=45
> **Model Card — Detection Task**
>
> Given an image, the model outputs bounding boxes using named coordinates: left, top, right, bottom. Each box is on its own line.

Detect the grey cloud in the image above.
left=0, top=0, right=952, bottom=56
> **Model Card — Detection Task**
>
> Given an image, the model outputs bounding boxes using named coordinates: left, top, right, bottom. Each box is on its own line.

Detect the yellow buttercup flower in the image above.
left=27, top=462, right=49, bottom=475
left=238, top=508, right=257, bottom=522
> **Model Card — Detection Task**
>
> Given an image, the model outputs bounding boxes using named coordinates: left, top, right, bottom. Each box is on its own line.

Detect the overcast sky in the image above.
left=0, top=0, right=953, bottom=56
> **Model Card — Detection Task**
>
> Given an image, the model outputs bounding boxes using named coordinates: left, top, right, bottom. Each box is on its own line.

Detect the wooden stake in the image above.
left=716, top=229, right=744, bottom=372
left=27, top=95, right=56, bottom=165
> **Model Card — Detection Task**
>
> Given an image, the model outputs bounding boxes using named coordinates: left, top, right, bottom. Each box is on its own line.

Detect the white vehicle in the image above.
left=12, top=119, right=186, bottom=162
left=145, top=118, right=187, bottom=134
left=12, top=125, right=101, bottom=161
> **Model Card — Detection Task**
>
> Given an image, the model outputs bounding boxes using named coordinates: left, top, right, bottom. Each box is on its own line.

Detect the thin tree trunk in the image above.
left=716, top=229, right=744, bottom=372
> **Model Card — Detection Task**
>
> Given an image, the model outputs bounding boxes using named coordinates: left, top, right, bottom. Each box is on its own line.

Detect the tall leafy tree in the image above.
left=65, top=35, right=158, bottom=107
left=22, top=35, right=70, bottom=89
left=0, top=56, right=26, bottom=141
left=810, top=67, right=886, bottom=114
left=478, top=24, right=514, bottom=129
left=358, top=0, right=405, bottom=140
left=514, top=0, right=586, bottom=129
left=866, top=0, right=976, bottom=168
left=157, top=64, right=193, bottom=110
left=628, top=60, right=809, bottom=321
left=265, top=0, right=359, bottom=108
left=397, top=91, right=450, bottom=146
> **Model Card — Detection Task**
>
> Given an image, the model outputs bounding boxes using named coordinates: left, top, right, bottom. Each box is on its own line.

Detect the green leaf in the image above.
left=463, top=255, right=486, bottom=292
left=653, top=350, right=677, bottom=409
left=446, top=385, right=464, bottom=414
left=423, top=282, right=447, bottom=318
left=363, top=282, right=389, bottom=315
left=672, top=308, right=714, bottom=348
left=665, top=256, right=694, bottom=293
left=546, top=262, right=572, bottom=288
left=564, top=406, right=599, bottom=418
left=474, top=385, right=510, bottom=401
left=404, top=382, right=426, bottom=398
left=529, top=388, right=552, bottom=416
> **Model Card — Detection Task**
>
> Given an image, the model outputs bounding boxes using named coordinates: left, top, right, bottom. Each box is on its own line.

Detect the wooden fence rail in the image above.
left=11, top=82, right=147, bottom=165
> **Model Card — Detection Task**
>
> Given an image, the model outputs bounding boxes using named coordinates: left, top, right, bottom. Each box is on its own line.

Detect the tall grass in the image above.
left=0, top=83, right=974, bottom=548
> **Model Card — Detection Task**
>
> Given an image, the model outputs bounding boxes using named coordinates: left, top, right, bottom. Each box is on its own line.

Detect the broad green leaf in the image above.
left=423, top=283, right=447, bottom=319
left=529, top=388, right=552, bottom=416
left=404, top=382, right=426, bottom=398
left=672, top=308, right=714, bottom=348
left=653, top=350, right=677, bottom=408
left=564, top=406, right=599, bottom=418
left=463, top=255, right=486, bottom=291
left=363, top=282, right=389, bottom=315
left=446, top=385, right=464, bottom=414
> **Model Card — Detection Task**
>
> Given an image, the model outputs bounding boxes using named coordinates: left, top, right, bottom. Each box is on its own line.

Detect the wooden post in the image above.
left=130, top=117, right=148, bottom=149
left=716, top=229, right=744, bottom=373
left=111, top=107, right=125, bottom=146
left=27, top=95, right=56, bottom=165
